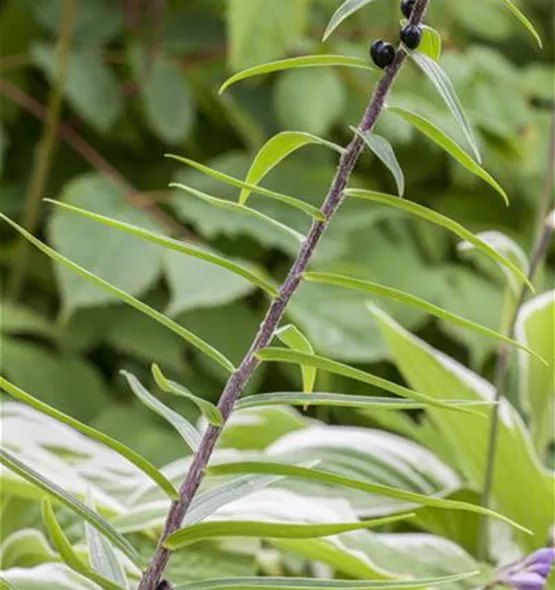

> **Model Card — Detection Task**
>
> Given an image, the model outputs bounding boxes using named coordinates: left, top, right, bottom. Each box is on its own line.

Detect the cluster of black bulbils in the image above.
left=370, top=0, right=423, bottom=69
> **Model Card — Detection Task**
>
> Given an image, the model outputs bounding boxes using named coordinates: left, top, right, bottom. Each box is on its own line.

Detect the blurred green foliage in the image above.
left=0, top=0, right=553, bottom=467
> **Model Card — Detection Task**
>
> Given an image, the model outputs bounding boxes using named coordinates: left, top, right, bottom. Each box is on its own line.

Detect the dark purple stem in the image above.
left=137, top=2, right=430, bottom=587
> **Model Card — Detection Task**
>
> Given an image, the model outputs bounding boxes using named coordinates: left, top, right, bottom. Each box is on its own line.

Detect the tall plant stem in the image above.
left=8, top=0, right=76, bottom=300
left=478, top=120, right=555, bottom=558
left=137, top=1, right=431, bottom=588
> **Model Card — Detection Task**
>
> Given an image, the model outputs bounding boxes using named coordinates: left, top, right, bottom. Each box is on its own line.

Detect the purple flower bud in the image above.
left=521, top=548, right=555, bottom=571
left=500, top=571, right=548, bottom=590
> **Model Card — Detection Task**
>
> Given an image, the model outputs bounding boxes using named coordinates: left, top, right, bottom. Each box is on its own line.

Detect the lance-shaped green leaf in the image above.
left=46, top=199, right=277, bottom=297
left=121, top=371, right=200, bottom=451
left=235, top=392, right=492, bottom=411
left=344, top=190, right=532, bottom=290
left=386, top=106, right=507, bottom=204
left=275, top=325, right=316, bottom=394
left=497, top=0, right=542, bottom=47
left=0, top=449, right=141, bottom=567
left=85, top=493, right=128, bottom=588
left=255, top=348, right=487, bottom=416
left=166, top=155, right=324, bottom=221
left=419, top=25, right=442, bottom=61
left=151, top=364, right=223, bottom=427
left=0, top=376, right=178, bottom=500
left=410, top=51, right=481, bottom=163
left=303, top=271, right=543, bottom=362
left=164, top=513, right=412, bottom=550
left=237, top=131, right=344, bottom=205
left=173, top=572, right=480, bottom=590
left=219, top=55, right=376, bottom=94
left=205, top=462, right=529, bottom=533
left=352, top=128, right=404, bottom=196
left=42, top=500, right=125, bottom=590
left=323, top=0, right=382, bottom=41
left=0, top=576, right=20, bottom=590
left=171, top=182, right=303, bottom=242
left=0, top=213, right=235, bottom=373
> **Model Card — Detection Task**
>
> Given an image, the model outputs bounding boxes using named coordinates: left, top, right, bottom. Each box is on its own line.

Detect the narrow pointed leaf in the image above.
left=121, top=371, right=200, bottom=451
left=237, top=131, right=344, bottom=204
left=276, top=325, right=316, bottom=394
left=0, top=214, right=235, bottom=372
left=164, top=513, right=413, bottom=550
left=170, top=182, right=303, bottom=242
left=410, top=51, right=481, bottom=163
left=205, top=462, right=529, bottom=533
left=0, top=375, right=178, bottom=500
left=46, top=199, right=278, bottom=297
left=0, top=577, right=19, bottom=590
left=303, top=271, right=543, bottom=361
left=219, top=55, right=376, bottom=94
left=497, top=0, right=542, bottom=47
left=344, top=190, right=532, bottom=290
left=174, top=572, right=480, bottom=590
left=386, top=106, right=507, bottom=204
left=352, top=128, right=404, bottom=196
left=152, top=364, right=223, bottom=426
left=42, top=500, right=125, bottom=590
left=255, top=348, right=486, bottom=416
left=323, top=0, right=381, bottom=41
left=85, top=493, right=128, bottom=588
left=166, top=155, right=324, bottom=220
left=0, top=449, right=141, bottom=567
left=235, top=392, right=493, bottom=411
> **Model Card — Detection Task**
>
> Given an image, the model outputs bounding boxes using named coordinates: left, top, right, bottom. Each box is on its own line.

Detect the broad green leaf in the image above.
left=31, top=43, right=122, bottom=133
left=275, top=69, right=346, bottom=137
left=205, top=462, right=528, bottom=533
left=174, top=572, right=479, bottom=590
left=85, top=494, right=128, bottom=589
left=129, top=45, right=195, bottom=144
left=344, top=190, right=531, bottom=290
left=237, top=131, right=344, bottom=205
left=219, top=55, right=376, bottom=94
left=165, top=514, right=412, bottom=550
left=0, top=213, right=235, bottom=373
left=303, top=271, right=542, bottom=361
left=166, top=155, right=325, bottom=220
left=171, top=182, right=303, bottom=243
left=0, top=449, right=141, bottom=567
left=0, top=301, right=53, bottom=338
left=371, top=306, right=554, bottom=548
left=323, top=0, right=381, bottom=41
left=120, top=371, right=200, bottom=452
left=386, top=106, right=507, bottom=204
left=0, top=529, right=56, bottom=569
left=496, top=0, right=542, bottom=47
left=352, top=128, right=404, bottom=196
left=419, top=26, right=442, bottom=61
left=410, top=51, right=481, bottom=163
left=255, top=348, right=488, bottom=416
left=47, top=199, right=278, bottom=298
left=275, top=325, right=316, bottom=394
left=515, top=291, right=555, bottom=457
left=0, top=375, right=178, bottom=500
left=228, top=0, right=309, bottom=70
left=151, top=364, right=223, bottom=426
left=236, top=392, right=489, bottom=412
left=42, top=500, right=125, bottom=590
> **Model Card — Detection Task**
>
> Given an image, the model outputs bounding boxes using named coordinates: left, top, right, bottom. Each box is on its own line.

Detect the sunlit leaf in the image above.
left=386, top=106, right=507, bottom=204
left=496, top=0, right=542, bottom=47
left=419, top=25, right=442, bottom=61
left=275, top=325, right=316, bottom=394
left=0, top=449, right=141, bottom=567
left=0, top=213, right=235, bottom=373
left=166, top=155, right=325, bottom=220
left=120, top=371, right=200, bottom=451
left=323, top=0, right=382, bottom=41
left=0, top=375, right=178, bottom=500
left=410, top=51, right=481, bottom=163
left=352, top=128, right=404, bottom=196
left=219, top=55, right=376, bottom=93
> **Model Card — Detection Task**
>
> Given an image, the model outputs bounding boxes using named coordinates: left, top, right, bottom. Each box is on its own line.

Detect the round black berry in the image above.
left=400, top=24, right=422, bottom=49
left=370, top=40, right=395, bottom=69
left=157, top=581, right=173, bottom=590
left=400, top=0, right=416, bottom=19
